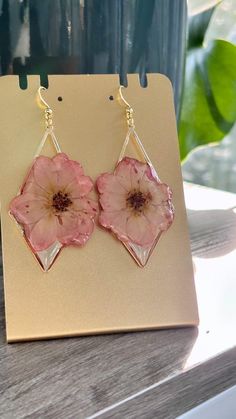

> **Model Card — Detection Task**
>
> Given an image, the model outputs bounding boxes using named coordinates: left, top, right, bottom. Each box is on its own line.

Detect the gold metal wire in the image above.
left=118, top=85, right=135, bottom=128
left=36, top=86, right=61, bottom=154
left=37, top=86, right=53, bottom=130
left=117, top=86, right=154, bottom=167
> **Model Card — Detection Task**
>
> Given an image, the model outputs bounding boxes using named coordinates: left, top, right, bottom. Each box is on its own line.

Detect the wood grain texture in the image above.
left=1, top=184, right=236, bottom=418
left=101, top=347, right=236, bottom=419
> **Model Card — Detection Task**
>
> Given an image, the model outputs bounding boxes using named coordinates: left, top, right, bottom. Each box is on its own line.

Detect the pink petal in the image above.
left=126, top=215, right=156, bottom=246
left=54, top=154, right=85, bottom=179
left=55, top=211, right=79, bottom=244
left=10, top=152, right=98, bottom=252
left=113, top=158, right=133, bottom=190
left=97, top=156, right=174, bottom=248
left=53, top=154, right=84, bottom=179
left=115, top=157, right=152, bottom=190
left=28, top=214, right=57, bottom=251
left=67, top=176, right=94, bottom=198
left=145, top=201, right=174, bottom=239
left=52, top=154, right=93, bottom=197
left=52, top=152, right=70, bottom=169
left=72, top=197, right=98, bottom=216
left=9, top=193, right=48, bottom=225
left=145, top=181, right=172, bottom=206
left=99, top=191, right=126, bottom=212
left=70, top=159, right=84, bottom=178
left=99, top=210, right=130, bottom=242
left=33, top=156, right=58, bottom=193
left=22, top=166, right=50, bottom=199
left=70, top=215, right=95, bottom=246
left=97, top=173, right=128, bottom=195
left=56, top=211, right=95, bottom=247
left=157, top=203, right=174, bottom=229
left=55, top=198, right=97, bottom=246
left=52, top=154, right=80, bottom=190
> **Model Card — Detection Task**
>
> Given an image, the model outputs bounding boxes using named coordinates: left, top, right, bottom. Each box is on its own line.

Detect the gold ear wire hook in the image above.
left=37, top=86, right=53, bottom=130
left=118, top=85, right=131, bottom=108
left=118, top=85, right=135, bottom=128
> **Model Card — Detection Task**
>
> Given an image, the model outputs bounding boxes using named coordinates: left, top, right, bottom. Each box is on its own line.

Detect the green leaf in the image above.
left=179, top=39, right=236, bottom=160
left=188, top=9, right=214, bottom=48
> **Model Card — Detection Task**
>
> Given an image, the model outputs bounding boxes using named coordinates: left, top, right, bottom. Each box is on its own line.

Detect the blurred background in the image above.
left=0, top=0, right=235, bottom=192
left=182, top=0, right=236, bottom=193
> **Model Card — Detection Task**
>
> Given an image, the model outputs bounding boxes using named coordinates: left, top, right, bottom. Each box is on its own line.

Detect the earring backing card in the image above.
left=0, top=74, right=198, bottom=342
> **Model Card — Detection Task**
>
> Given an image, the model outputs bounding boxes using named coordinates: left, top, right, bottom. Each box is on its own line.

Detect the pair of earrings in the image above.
left=9, top=86, right=174, bottom=271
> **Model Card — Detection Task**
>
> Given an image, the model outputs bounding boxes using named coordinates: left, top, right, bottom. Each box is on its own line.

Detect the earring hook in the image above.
left=118, top=85, right=132, bottom=109
left=37, top=86, right=50, bottom=109
left=37, top=86, right=53, bottom=130
left=118, top=85, right=135, bottom=128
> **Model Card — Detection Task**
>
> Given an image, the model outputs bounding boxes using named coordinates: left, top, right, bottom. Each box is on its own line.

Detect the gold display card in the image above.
left=0, top=74, right=199, bottom=342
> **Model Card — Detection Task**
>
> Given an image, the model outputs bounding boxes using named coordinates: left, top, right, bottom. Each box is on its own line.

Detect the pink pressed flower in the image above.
left=97, top=157, right=174, bottom=247
left=10, top=153, right=98, bottom=252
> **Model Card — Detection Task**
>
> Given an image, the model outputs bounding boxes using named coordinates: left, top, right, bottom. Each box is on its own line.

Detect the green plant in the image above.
left=179, top=2, right=236, bottom=160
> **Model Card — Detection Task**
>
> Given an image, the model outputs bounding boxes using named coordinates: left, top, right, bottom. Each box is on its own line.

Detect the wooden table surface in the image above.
left=1, top=183, right=236, bottom=419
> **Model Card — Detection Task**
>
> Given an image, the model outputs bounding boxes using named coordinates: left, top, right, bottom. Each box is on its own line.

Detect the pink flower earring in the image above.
left=9, top=87, right=97, bottom=271
left=96, top=86, right=174, bottom=267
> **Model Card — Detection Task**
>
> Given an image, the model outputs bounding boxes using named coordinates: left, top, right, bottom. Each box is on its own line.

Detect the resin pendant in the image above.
left=97, top=127, right=174, bottom=267
left=9, top=128, right=97, bottom=271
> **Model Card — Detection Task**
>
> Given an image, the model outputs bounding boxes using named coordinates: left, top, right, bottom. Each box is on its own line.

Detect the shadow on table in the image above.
left=187, top=208, right=236, bottom=258
left=0, top=317, right=198, bottom=415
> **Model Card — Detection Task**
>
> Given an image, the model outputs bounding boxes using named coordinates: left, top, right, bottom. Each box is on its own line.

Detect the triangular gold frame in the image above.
left=117, top=127, right=172, bottom=267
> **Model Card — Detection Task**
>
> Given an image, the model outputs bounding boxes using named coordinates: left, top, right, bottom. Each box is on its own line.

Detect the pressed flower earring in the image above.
left=9, top=86, right=97, bottom=271
left=96, top=86, right=174, bottom=267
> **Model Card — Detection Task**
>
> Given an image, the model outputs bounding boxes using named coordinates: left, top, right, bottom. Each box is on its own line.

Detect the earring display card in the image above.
left=0, top=75, right=198, bottom=342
